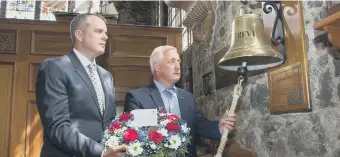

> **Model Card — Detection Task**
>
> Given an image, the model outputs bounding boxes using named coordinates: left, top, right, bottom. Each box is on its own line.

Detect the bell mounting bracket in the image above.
left=263, top=1, right=286, bottom=61
left=240, top=1, right=286, bottom=61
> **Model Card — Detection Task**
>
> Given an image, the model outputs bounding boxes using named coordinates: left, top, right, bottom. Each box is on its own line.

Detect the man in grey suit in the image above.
left=36, top=13, right=126, bottom=157
left=124, top=45, right=237, bottom=157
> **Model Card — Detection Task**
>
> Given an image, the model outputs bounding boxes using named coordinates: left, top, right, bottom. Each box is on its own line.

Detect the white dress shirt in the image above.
left=73, top=48, right=105, bottom=108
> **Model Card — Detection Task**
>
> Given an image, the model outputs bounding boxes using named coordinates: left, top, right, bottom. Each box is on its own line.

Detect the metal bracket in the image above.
left=263, top=1, right=286, bottom=62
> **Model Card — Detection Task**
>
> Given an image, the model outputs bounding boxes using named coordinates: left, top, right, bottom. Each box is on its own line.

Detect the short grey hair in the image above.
left=149, top=45, right=177, bottom=75
left=70, top=13, right=107, bottom=45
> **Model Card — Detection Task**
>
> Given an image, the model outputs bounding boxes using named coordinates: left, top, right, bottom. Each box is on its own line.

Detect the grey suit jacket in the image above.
left=124, top=82, right=221, bottom=157
left=36, top=51, right=116, bottom=157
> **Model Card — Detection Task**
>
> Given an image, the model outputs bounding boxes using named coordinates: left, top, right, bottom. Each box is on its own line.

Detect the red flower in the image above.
left=166, top=114, right=179, bottom=121
left=123, top=129, right=139, bottom=143
left=109, top=122, right=122, bottom=132
left=119, top=113, right=133, bottom=121
left=166, top=121, right=180, bottom=132
left=148, top=130, right=163, bottom=144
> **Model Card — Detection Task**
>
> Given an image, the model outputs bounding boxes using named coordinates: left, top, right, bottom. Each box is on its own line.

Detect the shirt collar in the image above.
left=73, top=48, right=96, bottom=68
left=153, top=79, right=177, bottom=93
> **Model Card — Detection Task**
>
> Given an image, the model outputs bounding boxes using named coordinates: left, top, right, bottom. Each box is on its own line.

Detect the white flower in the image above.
left=115, top=127, right=127, bottom=134
left=160, top=119, right=170, bottom=125
left=150, top=143, right=157, bottom=149
left=122, top=127, right=128, bottom=131
left=128, top=142, right=143, bottom=156
left=113, top=130, right=119, bottom=134
left=127, top=121, right=138, bottom=129
left=103, top=130, right=110, bottom=139
left=168, top=135, right=182, bottom=149
left=164, top=144, right=169, bottom=147
left=181, top=124, right=189, bottom=133
left=182, top=137, right=186, bottom=142
left=158, top=128, right=168, bottom=137
left=106, top=136, right=120, bottom=147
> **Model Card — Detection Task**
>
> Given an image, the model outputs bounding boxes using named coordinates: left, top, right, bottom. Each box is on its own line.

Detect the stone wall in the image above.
left=181, top=1, right=340, bottom=157
left=113, top=1, right=158, bottom=25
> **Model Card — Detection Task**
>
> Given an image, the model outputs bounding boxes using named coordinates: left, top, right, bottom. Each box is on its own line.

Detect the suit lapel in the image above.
left=148, top=82, right=166, bottom=110
left=68, top=52, right=103, bottom=119
left=177, top=89, right=190, bottom=121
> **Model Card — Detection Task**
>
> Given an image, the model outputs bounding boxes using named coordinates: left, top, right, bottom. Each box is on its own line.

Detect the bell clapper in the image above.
left=237, top=62, right=248, bottom=80
left=214, top=62, right=247, bottom=157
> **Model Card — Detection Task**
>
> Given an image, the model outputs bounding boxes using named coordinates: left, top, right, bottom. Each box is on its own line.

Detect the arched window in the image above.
left=167, top=7, right=192, bottom=51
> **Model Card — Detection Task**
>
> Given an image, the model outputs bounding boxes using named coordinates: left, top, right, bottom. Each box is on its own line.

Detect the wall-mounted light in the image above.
left=214, top=1, right=285, bottom=157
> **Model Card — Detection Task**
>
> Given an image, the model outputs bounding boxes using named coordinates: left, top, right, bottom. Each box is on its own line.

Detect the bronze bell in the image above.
left=218, top=11, right=283, bottom=71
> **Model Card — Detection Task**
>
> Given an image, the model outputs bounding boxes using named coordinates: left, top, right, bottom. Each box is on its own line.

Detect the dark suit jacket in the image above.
left=36, top=51, right=116, bottom=157
left=124, top=82, right=221, bottom=157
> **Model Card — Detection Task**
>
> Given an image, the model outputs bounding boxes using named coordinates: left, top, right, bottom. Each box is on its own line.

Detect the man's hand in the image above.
left=218, top=112, right=237, bottom=134
left=102, top=145, right=128, bottom=157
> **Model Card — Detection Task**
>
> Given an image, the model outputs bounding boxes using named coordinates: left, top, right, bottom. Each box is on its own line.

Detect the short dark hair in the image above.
left=70, top=13, right=107, bottom=45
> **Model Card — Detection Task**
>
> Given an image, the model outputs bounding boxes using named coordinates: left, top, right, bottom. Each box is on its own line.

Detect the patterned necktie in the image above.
left=87, top=63, right=105, bottom=115
left=165, top=88, right=181, bottom=117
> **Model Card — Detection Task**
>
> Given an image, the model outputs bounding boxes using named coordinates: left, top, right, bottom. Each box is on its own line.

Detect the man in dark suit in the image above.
left=36, top=13, right=126, bottom=157
left=124, top=45, right=237, bottom=157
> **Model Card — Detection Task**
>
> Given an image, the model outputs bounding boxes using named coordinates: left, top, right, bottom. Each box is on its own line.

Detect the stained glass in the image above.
left=6, top=0, right=35, bottom=19
left=40, top=0, right=67, bottom=21
left=72, top=1, right=100, bottom=13
left=3, top=0, right=107, bottom=21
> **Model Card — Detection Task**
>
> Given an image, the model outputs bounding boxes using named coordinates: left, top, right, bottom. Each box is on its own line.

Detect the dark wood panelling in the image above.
left=28, top=63, right=40, bottom=92
left=110, top=65, right=153, bottom=108
left=108, top=57, right=150, bottom=66
left=110, top=35, right=167, bottom=57
left=0, top=63, right=14, bottom=157
left=25, top=100, right=43, bottom=157
left=0, top=30, right=16, bottom=54
left=110, top=66, right=152, bottom=87
left=31, top=31, right=72, bottom=55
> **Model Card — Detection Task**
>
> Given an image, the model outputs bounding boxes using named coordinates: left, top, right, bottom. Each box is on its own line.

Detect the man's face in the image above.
left=78, top=15, right=108, bottom=57
left=156, top=49, right=181, bottom=84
